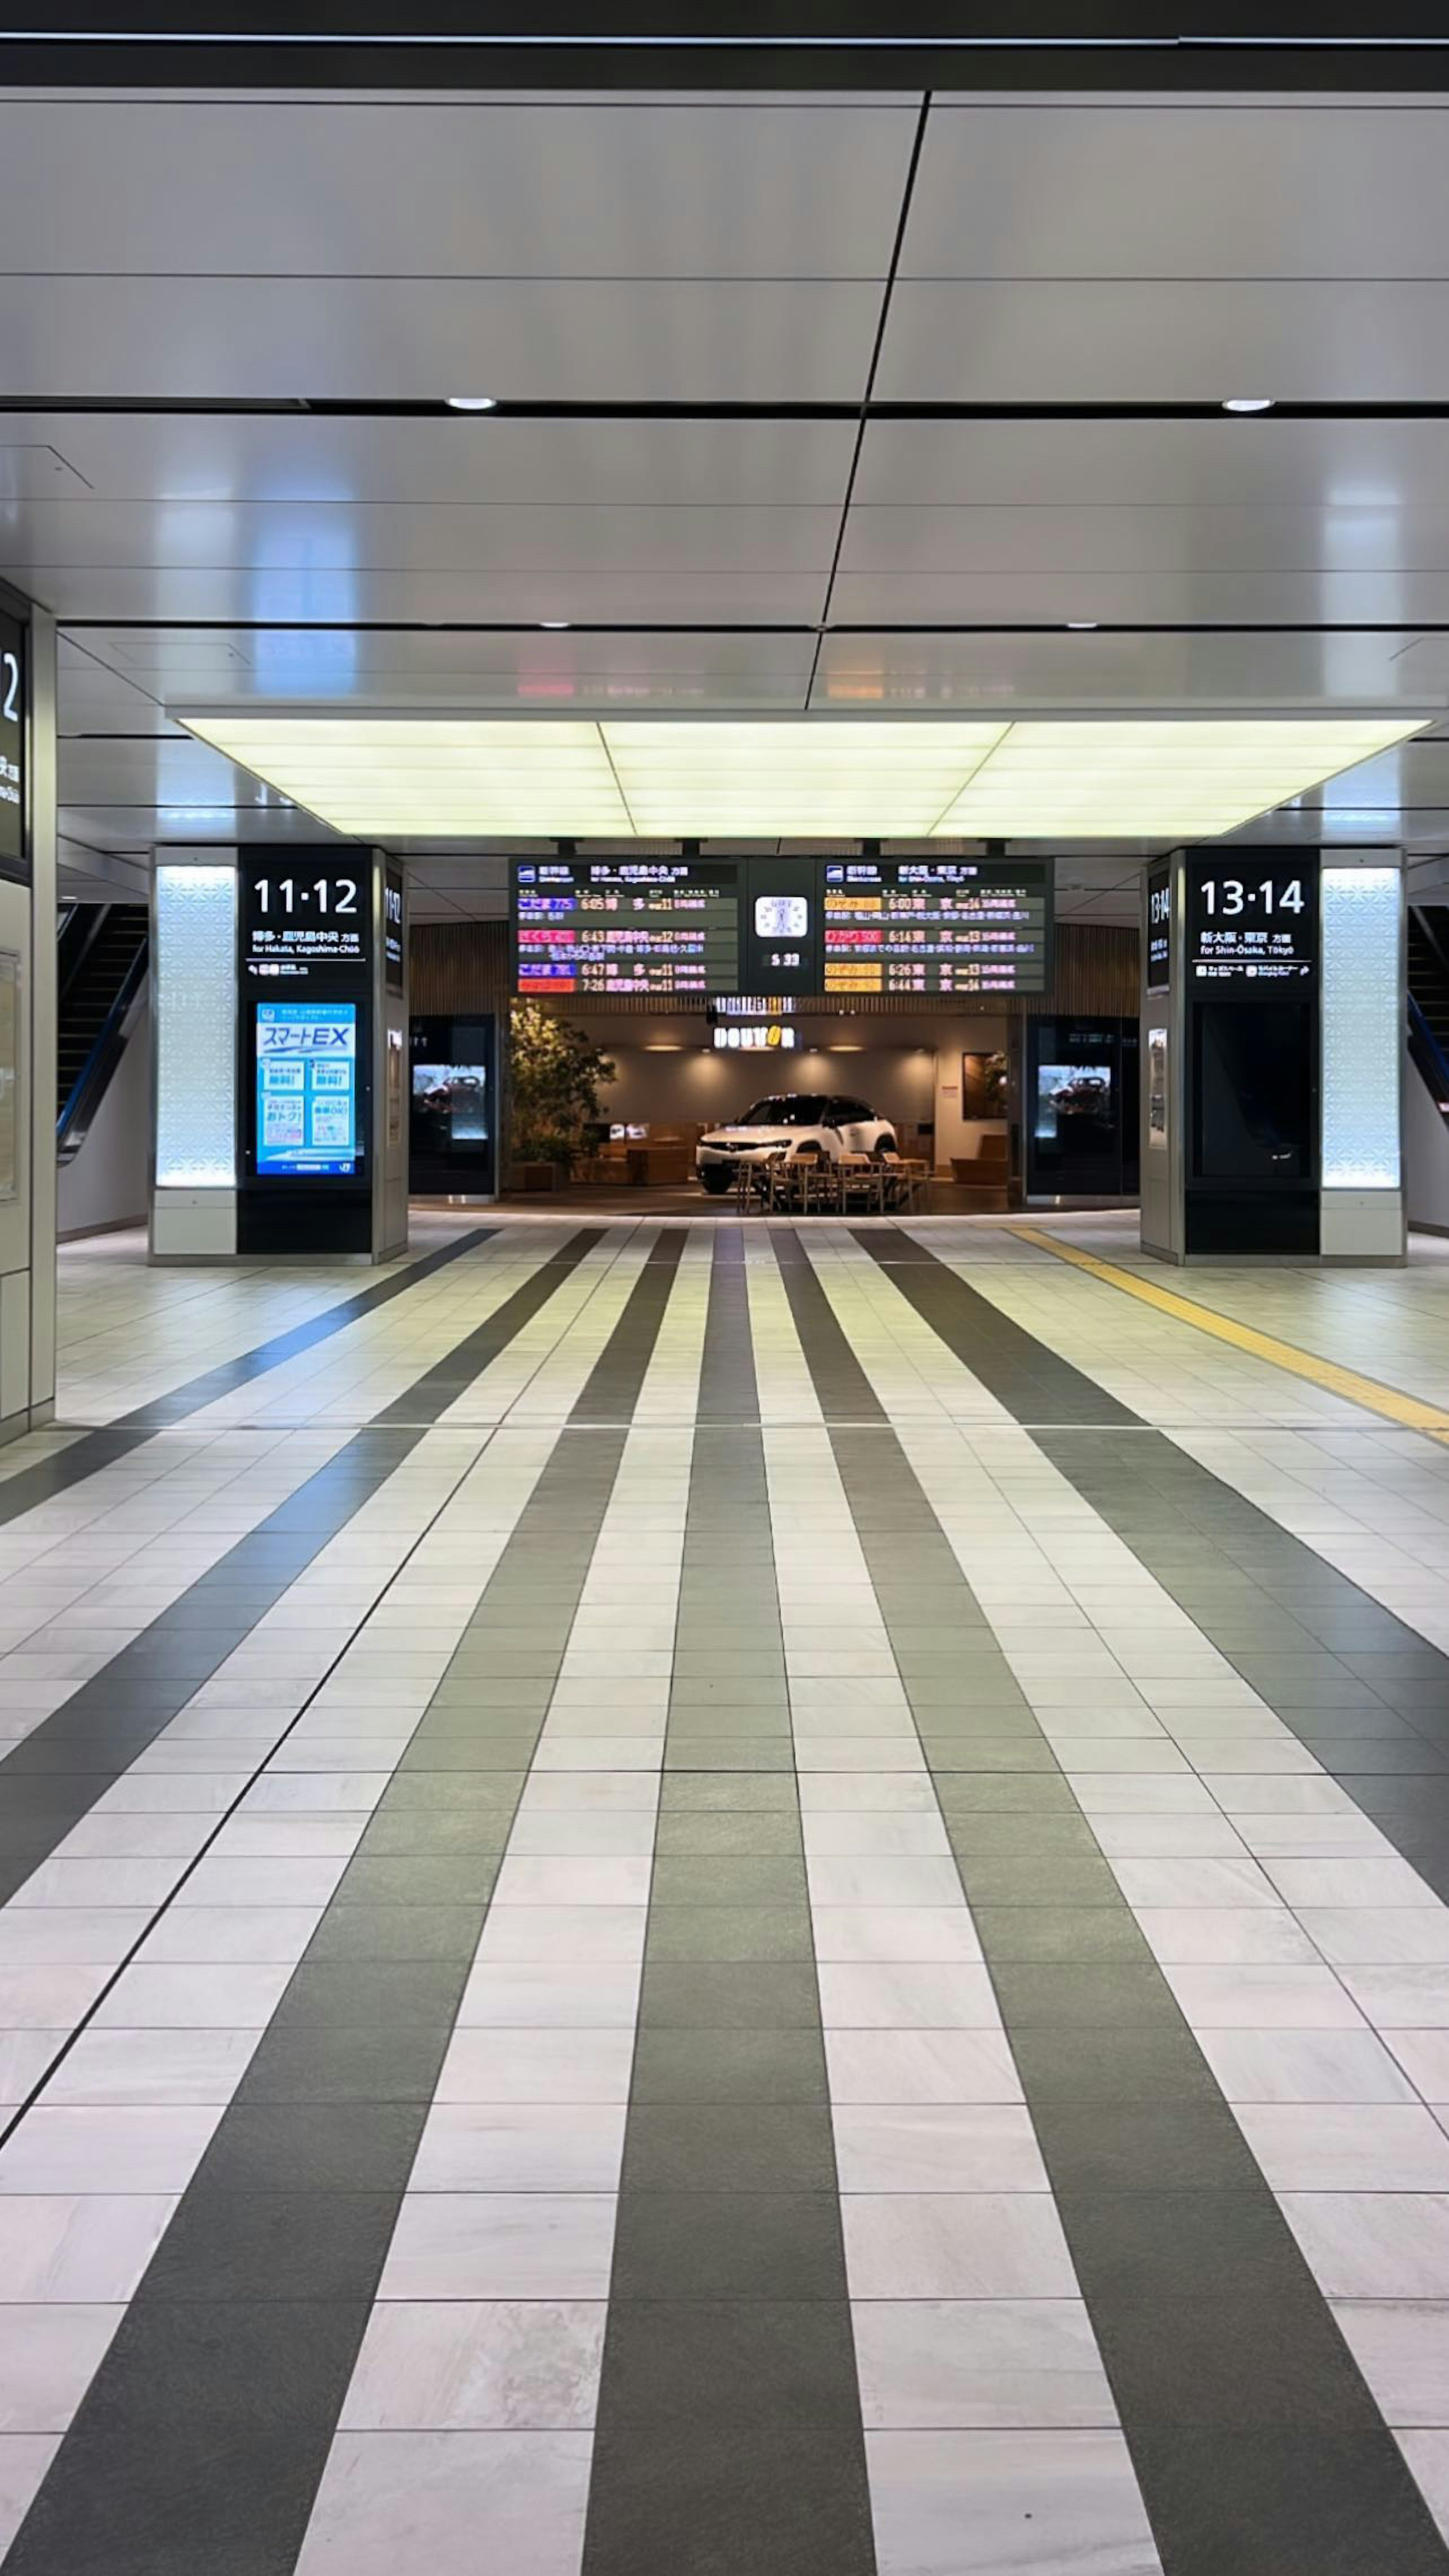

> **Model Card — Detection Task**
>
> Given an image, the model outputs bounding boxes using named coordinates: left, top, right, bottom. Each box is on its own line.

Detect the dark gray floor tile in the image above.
left=653, top=1811, right=803, bottom=1858
left=140, top=2191, right=400, bottom=2304
left=990, top=1961, right=1187, bottom=2029
left=933, top=1774, right=1081, bottom=1815
left=630, top=2028, right=828, bottom=2105
left=303, top=1905, right=484, bottom=1963
left=650, top=1855, right=808, bottom=1906
left=622, top=2103, right=838, bottom=2193
left=1126, top=2428, right=1449, bottom=2576
left=1095, top=2296, right=1380, bottom=2432
left=269, top=1959, right=468, bottom=2029
left=610, top=2190, right=848, bottom=2300
left=950, top=1855, right=1123, bottom=1906
left=581, top=2425, right=877, bottom=2576
left=946, top=1812, right=1104, bottom=1859
left=640, top=1962, right=824, bottom=2029
left=193, top=2102, right=429, bottom=2194
left=1061, top=2190, right=1324, bottom=2307
left=973, top=1905, right=1154, bottom=1964
left=644, top=1905, right=815, bottom=1963
left=235, top=2022, right=451, bottom=2105
left=658, top=1774, right=799, bottom=1813
left=1009, top=2026, right=1226, bottom=2108
left=594, top=2300, right=863, bottom=2430
left=1033, top=2098, right=1267, bottom=2192
left=332, top=1854, right=500, bottom=1905
left=0, top=2299, right=367, bottom=2576
left=355, top=1808, right=512, bottom=1857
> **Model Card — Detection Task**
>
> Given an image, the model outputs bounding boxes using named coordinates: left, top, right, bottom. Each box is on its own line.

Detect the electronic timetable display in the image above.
left=514, top=858, right=741, bottom=996
left=820, top=859, right=1052, bottom=996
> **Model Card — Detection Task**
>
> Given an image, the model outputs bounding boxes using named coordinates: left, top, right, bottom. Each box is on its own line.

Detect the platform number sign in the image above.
left=0, top=611, right=24, bottom=872
left=1187, top=857, right=1318, bottom=989
left=1146, top=865, right=1171, bottom=992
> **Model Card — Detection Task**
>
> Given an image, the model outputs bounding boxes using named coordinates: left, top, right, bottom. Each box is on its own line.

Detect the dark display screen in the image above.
left=0, top=609, right=23, bottom=873
left=1146, top=865, right=1172, bottom=992
left=1187, top=860, right=1318, bottom=990
left=243, top=863, right=367, bottom=980
left=821, top=859, right=1052, bottom=995
left=514, top=858, right=740, bottom=996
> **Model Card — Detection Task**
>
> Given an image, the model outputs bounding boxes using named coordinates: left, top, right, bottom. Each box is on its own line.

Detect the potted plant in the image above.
left=507, top=999, right=615, bottom=1191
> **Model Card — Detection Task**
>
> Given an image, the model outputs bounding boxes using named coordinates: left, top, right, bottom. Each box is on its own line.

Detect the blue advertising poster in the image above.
left=255, top=1000, right=359, bottom=1176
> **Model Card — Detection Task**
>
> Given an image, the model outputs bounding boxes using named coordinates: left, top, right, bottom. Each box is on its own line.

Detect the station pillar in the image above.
left=151, top=846, right=408, bottom=1264
left=1141, top=847, right=1405, bottom=1265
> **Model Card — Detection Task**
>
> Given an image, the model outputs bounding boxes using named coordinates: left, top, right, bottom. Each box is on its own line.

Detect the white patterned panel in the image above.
left=1321, top=865, right=1402, bottom=1190
left=155, top=863, right=236, bottom=1186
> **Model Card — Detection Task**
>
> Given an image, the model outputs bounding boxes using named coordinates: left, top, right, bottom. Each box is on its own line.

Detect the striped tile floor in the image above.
left=0, top=1213, right=1448, bottom=2571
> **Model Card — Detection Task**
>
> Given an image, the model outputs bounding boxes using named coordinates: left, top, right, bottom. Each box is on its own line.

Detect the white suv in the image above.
left=696, top=1093, right=897, bottom=1195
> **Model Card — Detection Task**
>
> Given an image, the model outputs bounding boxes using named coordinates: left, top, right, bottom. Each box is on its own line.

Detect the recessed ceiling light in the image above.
left=1066, top=621, right=1099, bottom=631
left=175, top=712, right=1426, bottom=843
left=540, top=620, right=571, bottom=631
left=1222, top=397, right=1275, bottom=414
left=445, top=396, right=497, bottom=412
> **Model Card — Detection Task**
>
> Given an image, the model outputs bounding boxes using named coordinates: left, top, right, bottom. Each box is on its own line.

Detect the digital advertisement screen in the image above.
left=412, top=1062, right=489, bottom=1142
left=255, top=1000, right=359, bottom=1176
left=821, top=859, right=1052, bottom=995
left=1187, top=861, right=1318, bottom=990
left=1035, top=1061, right=1114, bottom=1143
left=514, top=859, right=740, bottom=996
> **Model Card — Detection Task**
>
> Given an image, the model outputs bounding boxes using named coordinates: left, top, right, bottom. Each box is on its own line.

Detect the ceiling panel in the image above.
left=829, top=568, right=1449, bottom=626
left=0, top=278, right=883, bottom=403
left=60, top=625, right=823, bottom=717
left=0, top=501, right=843, bottom=576
left=852, top=419, right=1449, bottom=512
left=0, top=98, right=916, bottom=278
left=875, top=282, right=1449, bottom=403
left=905, top=106, right=1449, bottom=279
left=57, top=739, right=275, bottom=808
left=27, top=566, right=831, bottom=624
left=838, top=504, right=1449, bottom=578
left=29, top=414, right=859, bottom=509
left=811, top=629, right=1442, bottom=711
left=59, top=802, right=347, bottom=850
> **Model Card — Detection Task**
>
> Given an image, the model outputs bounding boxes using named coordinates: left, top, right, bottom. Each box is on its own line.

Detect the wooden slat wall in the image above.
left=410, top=919, right=512, bottom=1018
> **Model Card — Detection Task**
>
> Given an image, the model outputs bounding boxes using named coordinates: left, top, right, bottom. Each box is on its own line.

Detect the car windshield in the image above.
left=737, top=1096, right=834, bottom=1127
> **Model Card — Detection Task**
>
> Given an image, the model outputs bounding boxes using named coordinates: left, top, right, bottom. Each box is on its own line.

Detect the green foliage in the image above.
left=508, top=998, right=615, bottom=1172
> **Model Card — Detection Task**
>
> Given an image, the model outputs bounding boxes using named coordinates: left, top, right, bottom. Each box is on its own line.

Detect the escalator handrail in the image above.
left=56, top=932, right=148, bottom=1159
left=1408, top=992, right=1449, bottom=1117
left=1410, top=901, right=1449, bottom=997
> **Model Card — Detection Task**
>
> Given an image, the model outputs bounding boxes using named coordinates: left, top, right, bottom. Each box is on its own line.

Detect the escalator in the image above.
left=56, top=901, right=149, bottom=1163
left=1409, top=906, right=1449, bottom=1107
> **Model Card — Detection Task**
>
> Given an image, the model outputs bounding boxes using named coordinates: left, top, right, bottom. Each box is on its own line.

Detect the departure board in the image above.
left=513, top=859, right=740, bottom=996
left=822, top=859, right=1052, bottom=995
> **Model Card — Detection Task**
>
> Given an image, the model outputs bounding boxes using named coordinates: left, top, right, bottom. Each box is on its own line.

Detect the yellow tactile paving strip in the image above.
left=1009, top=1224, right=1449, bottom=1441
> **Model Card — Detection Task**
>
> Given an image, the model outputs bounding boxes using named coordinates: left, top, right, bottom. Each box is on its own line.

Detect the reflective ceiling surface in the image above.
left=9, top=86, right=1449, bottom=922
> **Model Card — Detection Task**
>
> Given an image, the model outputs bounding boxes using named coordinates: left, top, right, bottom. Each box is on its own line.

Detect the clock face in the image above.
left=1187, top=859, right=1318, bottom=990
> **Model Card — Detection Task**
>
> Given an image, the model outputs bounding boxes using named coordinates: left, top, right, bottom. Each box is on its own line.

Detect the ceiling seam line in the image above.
left=597, top=721, right=640, bottom=835
left=806, top=86, right=933, bottom=710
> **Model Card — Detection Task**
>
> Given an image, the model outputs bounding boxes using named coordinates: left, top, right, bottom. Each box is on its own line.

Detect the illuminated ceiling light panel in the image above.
left=177, top=713, right=1424, bottom=842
